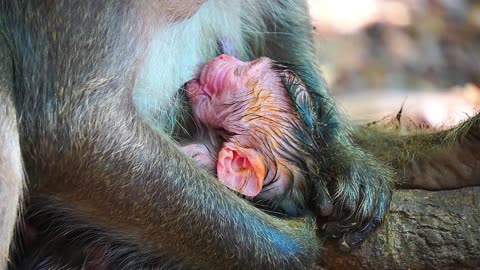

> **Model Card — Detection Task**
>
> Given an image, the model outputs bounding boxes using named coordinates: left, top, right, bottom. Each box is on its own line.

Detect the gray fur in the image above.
left=0, top=0, right=391, bottom=268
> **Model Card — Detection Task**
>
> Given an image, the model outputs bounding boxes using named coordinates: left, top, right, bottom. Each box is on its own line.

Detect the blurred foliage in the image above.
left=313, top=0, right=480, bottom=93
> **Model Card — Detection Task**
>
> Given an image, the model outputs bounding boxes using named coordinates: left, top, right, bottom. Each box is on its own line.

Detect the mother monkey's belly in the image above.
left=133, top=0, right=261, bottom=134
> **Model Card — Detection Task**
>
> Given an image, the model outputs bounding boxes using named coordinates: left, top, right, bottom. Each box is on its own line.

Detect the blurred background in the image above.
left=308, top=0, right=480, bottom=128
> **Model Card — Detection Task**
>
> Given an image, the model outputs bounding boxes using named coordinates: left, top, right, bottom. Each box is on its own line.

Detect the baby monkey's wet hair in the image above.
left=241, top=61, right=326, bottom=216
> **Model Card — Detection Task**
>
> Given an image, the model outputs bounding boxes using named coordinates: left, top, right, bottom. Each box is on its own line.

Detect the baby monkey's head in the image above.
left=186, top=54, right=322, bottom=216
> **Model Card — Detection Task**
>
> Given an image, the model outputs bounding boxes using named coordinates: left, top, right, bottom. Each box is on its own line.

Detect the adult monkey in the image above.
left=0, top=0, right=391, bottom=269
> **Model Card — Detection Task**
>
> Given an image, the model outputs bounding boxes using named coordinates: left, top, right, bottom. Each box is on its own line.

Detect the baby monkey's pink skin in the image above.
left=183, top=54, right=308, bottom=207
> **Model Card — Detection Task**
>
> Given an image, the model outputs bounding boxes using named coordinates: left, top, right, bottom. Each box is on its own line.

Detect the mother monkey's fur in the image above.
left=0, top=1, right=391, bottom=269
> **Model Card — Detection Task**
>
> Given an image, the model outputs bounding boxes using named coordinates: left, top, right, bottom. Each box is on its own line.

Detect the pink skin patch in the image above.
left=217, top=143, right=266, bottom=197
left=186, top=54, right=246, bottom=128
left=184, top=54, right=306, bottom=198
left=182, top=143, right=217, bottom=172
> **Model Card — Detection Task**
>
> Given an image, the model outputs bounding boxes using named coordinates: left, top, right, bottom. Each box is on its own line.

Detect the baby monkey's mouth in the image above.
left=185, top=79, right=210, bottom=100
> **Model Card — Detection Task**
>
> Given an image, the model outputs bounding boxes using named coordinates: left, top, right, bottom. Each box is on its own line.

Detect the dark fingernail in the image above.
left=339, top=240, right=350, bottom=252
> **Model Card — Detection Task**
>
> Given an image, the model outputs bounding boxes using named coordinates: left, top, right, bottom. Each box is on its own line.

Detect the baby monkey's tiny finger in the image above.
left=321, top=219, right=355, bottom=238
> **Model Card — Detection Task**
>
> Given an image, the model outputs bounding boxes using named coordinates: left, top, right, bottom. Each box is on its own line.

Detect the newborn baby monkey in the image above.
left=183, top=54, right=323, bottom=216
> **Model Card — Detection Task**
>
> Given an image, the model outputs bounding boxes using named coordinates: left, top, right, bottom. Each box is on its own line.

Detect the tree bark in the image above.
left=317, top=187, right=480, bottom=270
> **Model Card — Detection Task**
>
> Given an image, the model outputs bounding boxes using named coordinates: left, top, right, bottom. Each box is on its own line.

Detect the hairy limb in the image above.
left=353, top=113, right=480, bottom=190
left=28, top=100, right=318, bottom=269
left=251, top=0, right=392, bottom=249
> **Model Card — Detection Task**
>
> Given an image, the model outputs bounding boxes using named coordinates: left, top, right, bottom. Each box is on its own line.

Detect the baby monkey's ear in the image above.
left=217, top=142, right=266, bottom=197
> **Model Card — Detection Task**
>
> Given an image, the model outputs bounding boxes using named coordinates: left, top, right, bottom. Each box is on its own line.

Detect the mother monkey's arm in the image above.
left=251, top=0, right=392, bottom=249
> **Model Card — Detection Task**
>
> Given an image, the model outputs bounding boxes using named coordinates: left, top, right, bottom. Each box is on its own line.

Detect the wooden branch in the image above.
left=317, top=187, right=480, bottom=269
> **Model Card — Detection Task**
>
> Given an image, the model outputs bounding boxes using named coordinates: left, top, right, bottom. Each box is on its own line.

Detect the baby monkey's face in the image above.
left=186, top=55, right=317, bottom=216
left=187, top=54, right=282, bottom=131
